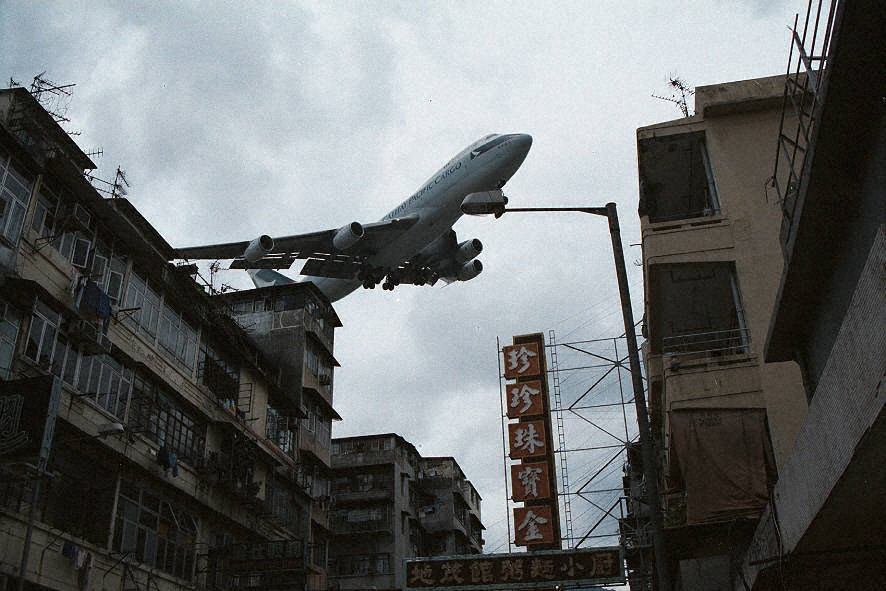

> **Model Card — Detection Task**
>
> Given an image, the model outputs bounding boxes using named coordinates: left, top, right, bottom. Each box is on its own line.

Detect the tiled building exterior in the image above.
left=0, top=86, right=339, bottom=591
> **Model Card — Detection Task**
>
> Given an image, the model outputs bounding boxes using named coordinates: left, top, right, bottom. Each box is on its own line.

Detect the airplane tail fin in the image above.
left=247, top=269, right=297, bottom=288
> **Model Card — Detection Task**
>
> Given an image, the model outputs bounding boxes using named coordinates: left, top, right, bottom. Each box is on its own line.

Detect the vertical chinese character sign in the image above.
left=502, top=332, right=561, bottom=550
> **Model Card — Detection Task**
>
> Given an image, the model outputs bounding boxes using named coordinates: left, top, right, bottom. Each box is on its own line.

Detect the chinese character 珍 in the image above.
left=517, top=509, right=549, bottom=542
left=507, top=346, right=538, bottom=375
left=509, top=383, right=540, bottom=413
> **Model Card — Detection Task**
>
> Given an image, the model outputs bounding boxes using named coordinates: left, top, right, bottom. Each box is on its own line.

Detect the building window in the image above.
left=0, top=301, right=22, bottom=379
left=651, top=262, right=749, bottom=355
left=25, top=300, right=59, bottom=366
left=304, top=340, right=320, bottom=376
left=265, top=404, right=295, bottom=457
left=31, top=182, right=59, bottom=240
left=91, top=237, right=127, bottom=305
left=77, top=353, right=133, bottom=419
left=112, top=483, right=198, bottom=581
left=197, top=340, right=239, bottom=402
left=129, top=372, right=206, bottom=462
left=158, top=304, right=198, bottom=373
left=123, top=270, right=162, bottom=339
left=0, top=149, right=34, bottom=243
left=638, top=132, right=721, bottom=223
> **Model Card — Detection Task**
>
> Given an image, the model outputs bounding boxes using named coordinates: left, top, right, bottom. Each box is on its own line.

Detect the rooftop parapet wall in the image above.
left=695, top=74, right=788, bottom=117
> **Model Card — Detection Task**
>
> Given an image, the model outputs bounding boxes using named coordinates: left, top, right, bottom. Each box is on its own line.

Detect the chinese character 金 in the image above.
left=469, top=561, right=494, bottom=583
left=507, top=346, right=538, bottom=375
left=510, top=383, right=539, bottom=414
left=530, top=558, right=556, bottom=580
left=518, top=510, right=549, bottom=542
left=500, top=558, right=524, bottom=581
left=517, top=466, right=543, bottom=498
left=439, top=562, right=464, bottom=584
left=513, top=424, right=544, bottom=455
left=409, top=563, right=434, bottom=585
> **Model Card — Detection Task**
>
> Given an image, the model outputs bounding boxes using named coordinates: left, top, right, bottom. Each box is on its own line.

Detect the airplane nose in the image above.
left=513, top=133, right=532, bottom=156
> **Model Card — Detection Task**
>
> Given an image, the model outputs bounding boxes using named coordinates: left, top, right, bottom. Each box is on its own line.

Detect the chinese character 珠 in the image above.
left=530, top=557, right=556, bottom=580
left=513, top=423, right=544, bottom=455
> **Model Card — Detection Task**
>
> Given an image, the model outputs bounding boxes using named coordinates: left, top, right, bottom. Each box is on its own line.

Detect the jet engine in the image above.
left=332, top=222, right=364, bottom=250
left=457, top=259, right=483, bottom=281
left=243, top=235, right=274, bottom=263
left=454, top=238, right=483, bottom=264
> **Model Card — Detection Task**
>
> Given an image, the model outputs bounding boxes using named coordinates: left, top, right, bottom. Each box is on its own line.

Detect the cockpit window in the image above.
left=470, top=134, right=513, bottom=159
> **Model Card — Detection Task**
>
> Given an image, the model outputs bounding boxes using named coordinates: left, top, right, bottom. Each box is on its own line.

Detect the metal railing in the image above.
left=662, top=327, right=750, bottom=356
left=772, top=0, right=840, bottom=248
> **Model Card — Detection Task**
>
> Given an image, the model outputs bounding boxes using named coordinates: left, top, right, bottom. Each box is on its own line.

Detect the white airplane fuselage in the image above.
left=306, top=133, right=532, bottom=301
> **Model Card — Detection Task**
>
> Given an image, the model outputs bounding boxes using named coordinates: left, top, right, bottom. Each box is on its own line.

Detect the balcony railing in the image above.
left=662, top=328, right=749, bottom=357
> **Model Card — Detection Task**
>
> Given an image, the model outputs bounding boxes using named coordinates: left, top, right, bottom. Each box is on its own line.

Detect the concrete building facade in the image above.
left=0, top=86, right=339, bottom=591
left=626, top=75, right=810, bottom=589
left=328, top=434, right=483, bottom=591
left=628, top=2, right=886, bottom=589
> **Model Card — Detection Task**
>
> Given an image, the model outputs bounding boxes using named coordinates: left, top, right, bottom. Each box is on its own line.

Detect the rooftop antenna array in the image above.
left=652, top=75, right=695, bottom=118
left=29, top=72, right=76, bottom=130
left=87, top=166, right=130, bottom=199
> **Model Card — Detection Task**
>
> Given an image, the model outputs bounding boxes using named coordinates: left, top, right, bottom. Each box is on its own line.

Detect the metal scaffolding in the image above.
left=498, top=331, right=652, bottom=587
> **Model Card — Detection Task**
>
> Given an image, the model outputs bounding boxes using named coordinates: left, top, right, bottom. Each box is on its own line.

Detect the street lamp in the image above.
left=468, top=201, right=671, bottom=591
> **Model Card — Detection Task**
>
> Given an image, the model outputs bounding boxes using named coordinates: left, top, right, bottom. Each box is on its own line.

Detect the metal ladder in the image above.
left=548, top=329, right=573, bottom=547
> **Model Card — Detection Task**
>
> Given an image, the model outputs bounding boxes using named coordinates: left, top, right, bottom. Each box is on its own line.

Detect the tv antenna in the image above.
left=652, top=75, right=695, bottom=118
left=29, top=72, right=76, bottom=127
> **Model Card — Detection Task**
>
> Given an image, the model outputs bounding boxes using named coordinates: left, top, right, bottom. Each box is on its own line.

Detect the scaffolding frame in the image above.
left=498, top=331, right=652, bottom=587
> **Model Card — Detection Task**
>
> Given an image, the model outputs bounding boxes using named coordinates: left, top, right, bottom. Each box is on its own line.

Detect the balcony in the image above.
left=638, top=131, right=721, bottom=224
left=331, top=449, right=397, bottom=469
left=662, top=327, right=749, bottom=357
left=331, top=513, right=393, bottom=534
left=333, top=487, right=392, bottom=504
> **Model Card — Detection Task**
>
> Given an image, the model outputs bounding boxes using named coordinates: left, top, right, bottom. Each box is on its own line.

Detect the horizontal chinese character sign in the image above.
left=513, top=505, right=555, bottom=546
left=505, top=380, right=544, bottom=418
left=511, top=462, right=551, bottom=501
left=508, top=420, right=547, bottom=459
left=404, top=547, right=625, bottom=591
left=502, top=343, right=541, bottom=379
left=227, top=540, right=305, bottom=573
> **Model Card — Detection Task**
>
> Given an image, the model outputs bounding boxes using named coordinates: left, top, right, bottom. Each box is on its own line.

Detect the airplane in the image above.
left=175, top=133, right=533, bottom=302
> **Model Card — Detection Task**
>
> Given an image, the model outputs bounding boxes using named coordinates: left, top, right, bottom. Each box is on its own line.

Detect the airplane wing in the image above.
left=174, top=215, right=420, bottom=270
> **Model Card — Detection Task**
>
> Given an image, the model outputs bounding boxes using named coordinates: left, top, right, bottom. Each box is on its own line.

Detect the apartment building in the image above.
left=0, top=86, right=339, bottom=591
left=328, top=434, right=483, bottom=591
left=625, top=74, right=811, bottom=589
left=217, top=282, right=342, bottom=590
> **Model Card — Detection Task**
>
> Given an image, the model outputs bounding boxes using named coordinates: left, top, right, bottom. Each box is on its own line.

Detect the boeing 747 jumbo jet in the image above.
left=175, top=133, right=532, bottom=302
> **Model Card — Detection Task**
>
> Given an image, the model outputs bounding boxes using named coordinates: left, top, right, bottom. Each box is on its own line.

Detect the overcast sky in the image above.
left=3, top=0, right=799, bottom=557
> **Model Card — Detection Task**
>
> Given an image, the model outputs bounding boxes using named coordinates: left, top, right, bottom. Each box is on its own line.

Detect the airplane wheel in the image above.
left=383, top=281, right=394, bottom=291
